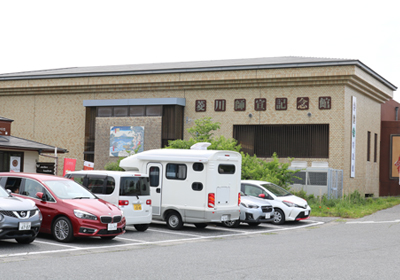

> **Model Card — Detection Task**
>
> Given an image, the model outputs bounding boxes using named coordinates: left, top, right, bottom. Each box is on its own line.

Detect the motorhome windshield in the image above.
left=120, top=177, right=150, bottom=196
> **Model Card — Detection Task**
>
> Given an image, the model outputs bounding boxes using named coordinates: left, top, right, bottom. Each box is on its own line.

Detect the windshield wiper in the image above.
left=73, top=197, right=91, bottom=199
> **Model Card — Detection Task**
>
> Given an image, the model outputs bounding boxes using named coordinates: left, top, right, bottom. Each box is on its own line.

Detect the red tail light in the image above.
left=208, top=193, right=215, bottom=208
left=146, top=199, right=152, bottom=205
left=238, top=192, right=241, bottom=205
left=119, top=200, right=129, bottom=206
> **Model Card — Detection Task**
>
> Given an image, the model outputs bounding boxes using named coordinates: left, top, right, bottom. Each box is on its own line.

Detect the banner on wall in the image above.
left=10, top=156, right=21, bottom=172
left=63, top=158, right=77, bottom=176
left=83, top=161, right=94, bottom=170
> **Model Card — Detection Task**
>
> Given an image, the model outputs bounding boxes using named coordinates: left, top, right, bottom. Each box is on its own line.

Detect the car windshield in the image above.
left=44, top=180, right=96, bottom=199
left=262, top=183, right=292, bottom=197
left=0, top=187, right=10, bottom=197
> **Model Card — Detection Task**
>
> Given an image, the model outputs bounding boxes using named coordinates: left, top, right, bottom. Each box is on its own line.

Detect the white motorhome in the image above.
left=119, top=143, right=241, bottom=230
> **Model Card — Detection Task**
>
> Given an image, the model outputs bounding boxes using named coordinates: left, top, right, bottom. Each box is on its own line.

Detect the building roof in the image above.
left=0, top=116, right=13, bottom=122
left=0, top=56, right=396, bottom=90
left=0, top=135, right=68, bottom=154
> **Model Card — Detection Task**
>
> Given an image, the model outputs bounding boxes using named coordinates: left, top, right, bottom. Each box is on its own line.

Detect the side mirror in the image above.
left=36, top=192, right=46, bottom=201
left=258, top=194, right=266, bottom=199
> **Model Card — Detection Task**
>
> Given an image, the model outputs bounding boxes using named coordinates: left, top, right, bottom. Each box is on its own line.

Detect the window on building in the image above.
left=0, top=151, right=24, bottom=172
left=367, top=131, right=371, bottom=162
left=233, top=124, right=329, bottom=158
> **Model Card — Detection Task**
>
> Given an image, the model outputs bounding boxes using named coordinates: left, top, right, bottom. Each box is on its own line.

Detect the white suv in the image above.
left=241, top=180, right=311, bottom=225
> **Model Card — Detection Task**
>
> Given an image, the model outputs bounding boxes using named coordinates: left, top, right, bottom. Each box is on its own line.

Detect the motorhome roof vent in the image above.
left=311, top=161, right=329, bottom=168
left=190, top=142, right=211, bottom=150
left=290, top=161, right=308, bottom=168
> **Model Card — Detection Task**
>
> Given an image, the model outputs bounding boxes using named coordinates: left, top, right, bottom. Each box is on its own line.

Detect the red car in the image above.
left=0, top=173, right=126, bottom=242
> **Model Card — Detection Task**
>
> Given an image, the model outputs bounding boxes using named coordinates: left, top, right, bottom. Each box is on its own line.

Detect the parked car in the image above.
left=241, top=180, right=311, bottom=225
left=65, top=170, right=152, bottom=232
left=0, top=173, right=126, bottom=242
left=0, top=185, right=42, bottom=244
left=222, top=192, right=274, bottom=228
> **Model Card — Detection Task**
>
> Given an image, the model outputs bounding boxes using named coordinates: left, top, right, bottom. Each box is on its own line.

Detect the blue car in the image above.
left=0, top=186, right=42, bottom=244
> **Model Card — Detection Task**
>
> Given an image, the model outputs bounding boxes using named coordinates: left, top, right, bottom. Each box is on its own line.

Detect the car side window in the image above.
left=87, top=176, right=106, bottom=194
left=23, top=178, right=45, bottom=199
left=243, top=184, right=263, bottom=197
left=68, top=174, right=85, bottom=186
left=4, top=177, right=23, bottom=194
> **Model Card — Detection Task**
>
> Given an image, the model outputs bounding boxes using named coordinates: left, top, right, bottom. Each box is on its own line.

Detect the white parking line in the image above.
left=346, top=219, right=400, bottom=224
left=115, top=236, right=150, bottom=243
left=33, top=240, right=81, bottom=249
left=0, top=221, right=323, bottom=258
left=147, top=228, right=205, bottom=237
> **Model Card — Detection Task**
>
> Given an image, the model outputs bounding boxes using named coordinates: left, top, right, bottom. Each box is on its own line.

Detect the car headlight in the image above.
left=74, top=209, right=97, bottom=220
left=241, top=202, right=259, bottom=209
left=282, top=200, right=301, bottom=208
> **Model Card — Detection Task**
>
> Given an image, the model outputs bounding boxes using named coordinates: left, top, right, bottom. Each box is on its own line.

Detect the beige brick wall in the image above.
left=0, top=64, right=392, bottom=196
left=95, top=117, right=161, bottom=170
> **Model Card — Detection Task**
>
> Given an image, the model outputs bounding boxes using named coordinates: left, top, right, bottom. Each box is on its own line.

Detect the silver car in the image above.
left=0, top=187, right=42, bottom=244
left=222, top=192, right=274, bottom=228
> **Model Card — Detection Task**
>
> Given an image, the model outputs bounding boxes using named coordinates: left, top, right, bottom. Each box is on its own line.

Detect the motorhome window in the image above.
left=149, top=167, right=160, bottom=187
left=120, top=177, right=150, bottom=196
left=192, top=182, right=203, bottom=191
left=105, top=177, right=116, bottom=194
left=166, top=164, right=187, bottom=180
left=218, top=164, right=236, bottom=174
left=87, top=177, right=106, bottom=194
left=193, top=163, right=204, bottom=172
left=67, top=174, right=85, bottom=186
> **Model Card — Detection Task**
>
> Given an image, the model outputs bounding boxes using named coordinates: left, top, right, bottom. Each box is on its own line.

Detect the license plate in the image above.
left=19, top=222, right=31, bottom=231
left=304, top=210, right=309, bottom=216
left=265, top=213, right=270, bottom=219
left=107, top=223, right=117, bottom=231
left=133, top=204, right=142, bottom=211
left=221, top=215, right=229, bottom=221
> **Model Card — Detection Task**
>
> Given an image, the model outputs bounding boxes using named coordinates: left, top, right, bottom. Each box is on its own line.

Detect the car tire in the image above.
left=273, top=209, right=285, bottom=225
left=52, top=216, right=74, bottom=242
left=101, top=236, right=116, bottom=240
left=15, top=236, right=36, bottom=244
left=166, top=211, right=183, bottom=230
left=247, top=222, right=260, bottom=227
left=134, top=224, right=150, bottom=232
left=222, top=220, right=240, bottom=228
left=194, top=223, right=208, bottom=229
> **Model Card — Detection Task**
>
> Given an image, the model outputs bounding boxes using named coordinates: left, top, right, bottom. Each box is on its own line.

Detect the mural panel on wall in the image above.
left=110, top=126, right=144, bottom=157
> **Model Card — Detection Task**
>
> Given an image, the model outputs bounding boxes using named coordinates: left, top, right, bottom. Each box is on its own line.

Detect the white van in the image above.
left=65, top=170, right=152, bottom=232
left=119, top=143, right=241, bottom=230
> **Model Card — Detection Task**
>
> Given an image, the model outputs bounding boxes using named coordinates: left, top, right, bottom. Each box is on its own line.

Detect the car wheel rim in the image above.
left=224, top=220, right=235, bottom=227
left=55, top=220, right=69, bottom=240
left=169, top=215, right=179, bottom=228
left=274, top=211, right=282, bottom=223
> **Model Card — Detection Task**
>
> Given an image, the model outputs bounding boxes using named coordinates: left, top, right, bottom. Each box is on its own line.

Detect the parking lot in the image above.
left=0, top=219, right=322, bottom=259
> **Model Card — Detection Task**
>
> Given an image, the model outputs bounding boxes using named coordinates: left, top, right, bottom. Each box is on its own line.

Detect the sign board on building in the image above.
left=0, top=121, right=11, bottom=136
left=36, top=162, right=55, bottom=174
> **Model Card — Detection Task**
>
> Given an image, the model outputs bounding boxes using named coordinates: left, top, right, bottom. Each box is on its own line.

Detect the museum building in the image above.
left=0, top=57, right=396, bottom=196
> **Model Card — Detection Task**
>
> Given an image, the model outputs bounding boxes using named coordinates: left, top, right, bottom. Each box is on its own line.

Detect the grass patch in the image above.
left=292, top=190, right=400, bottom=219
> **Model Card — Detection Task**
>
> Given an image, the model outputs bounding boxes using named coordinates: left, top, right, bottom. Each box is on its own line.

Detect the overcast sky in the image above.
left=1, top=0, right=399, bottom=100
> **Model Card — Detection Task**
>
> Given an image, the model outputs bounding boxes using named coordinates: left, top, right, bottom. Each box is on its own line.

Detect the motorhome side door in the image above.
left=147, top=163, right=162, bottom=216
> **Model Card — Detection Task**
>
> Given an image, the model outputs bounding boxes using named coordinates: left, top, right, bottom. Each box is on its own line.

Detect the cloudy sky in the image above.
left=1, top=0, right=399, bottom=100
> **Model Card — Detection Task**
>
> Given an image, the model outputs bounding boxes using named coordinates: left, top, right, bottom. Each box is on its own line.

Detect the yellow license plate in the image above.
left=133, top=204, right=142, bottom=210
